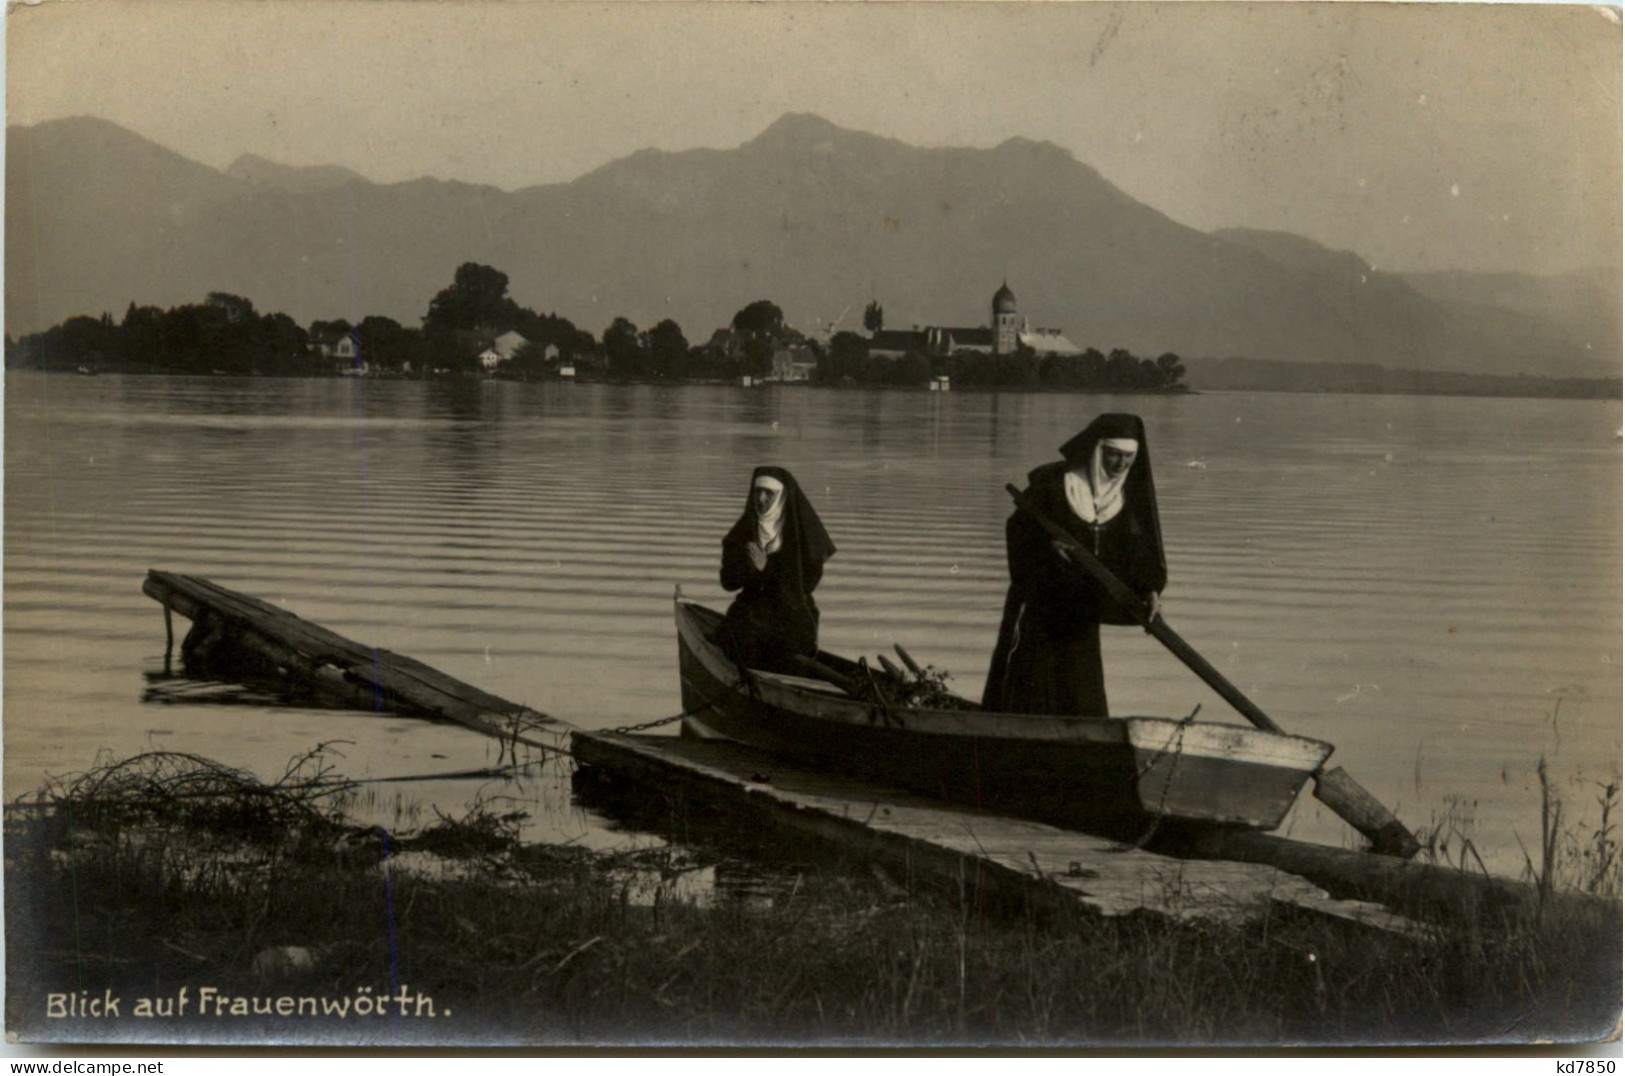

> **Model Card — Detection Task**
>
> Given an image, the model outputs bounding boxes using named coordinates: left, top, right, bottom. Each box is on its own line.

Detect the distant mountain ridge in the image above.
left=6, top=113, right=1615, bottom=378
left=1398, top=265, right=1621, bottom=361
left=226, top=153, right=369, bottom=193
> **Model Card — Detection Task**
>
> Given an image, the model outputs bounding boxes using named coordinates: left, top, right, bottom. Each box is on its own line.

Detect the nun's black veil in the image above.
left=1057, top=412, right=1164, bottom=573
left=722, top=466, right=836, bottom=591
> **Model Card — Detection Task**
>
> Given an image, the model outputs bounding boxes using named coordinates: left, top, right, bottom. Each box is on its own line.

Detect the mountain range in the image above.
left=6, top=113, right=1618, bottom=378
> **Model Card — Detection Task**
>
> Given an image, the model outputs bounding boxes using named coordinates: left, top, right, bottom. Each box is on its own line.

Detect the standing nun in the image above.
left=982, top=413, right=1166, bottom=717
left=715, top=466, right=837, bottom=675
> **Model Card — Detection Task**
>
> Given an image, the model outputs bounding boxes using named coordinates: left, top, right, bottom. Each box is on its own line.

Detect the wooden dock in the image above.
left=144, top=570, right=1590, bottom=935
left=571, top=730, right=1425, bottom=935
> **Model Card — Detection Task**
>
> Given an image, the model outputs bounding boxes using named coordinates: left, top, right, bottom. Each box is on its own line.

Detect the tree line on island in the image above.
left=5, top=262, right=1188, bottom=392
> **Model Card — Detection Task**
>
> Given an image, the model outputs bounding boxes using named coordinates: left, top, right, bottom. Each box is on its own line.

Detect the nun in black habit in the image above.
left=714, top=466, right=837, bottom=675
left=981, top=414, right=1166, bottom=718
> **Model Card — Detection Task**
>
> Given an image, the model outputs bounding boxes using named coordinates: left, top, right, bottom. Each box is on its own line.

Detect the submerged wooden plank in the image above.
left=143, top=570, right=566, bottom=750
left=1178, top=827, right=1615, bottom=925
left=148, top=572, right=529, bottom=715
left=572, top=730, right=1428, bottom=936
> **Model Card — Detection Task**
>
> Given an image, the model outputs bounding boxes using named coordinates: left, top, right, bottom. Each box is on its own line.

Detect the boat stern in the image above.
left=1125, top=718, right=1333, bottom=830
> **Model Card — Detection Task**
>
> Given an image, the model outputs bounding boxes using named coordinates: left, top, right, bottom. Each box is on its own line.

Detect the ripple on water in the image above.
left=5, top=375, right=1619, bottom=874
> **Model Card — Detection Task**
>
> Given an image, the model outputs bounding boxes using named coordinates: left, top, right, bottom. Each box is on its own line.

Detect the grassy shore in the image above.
left=6, top=749, right=1619, bottom=1047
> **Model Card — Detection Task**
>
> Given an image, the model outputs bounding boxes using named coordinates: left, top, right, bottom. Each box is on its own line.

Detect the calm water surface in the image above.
left=6, top=373, right=1620, bottom=872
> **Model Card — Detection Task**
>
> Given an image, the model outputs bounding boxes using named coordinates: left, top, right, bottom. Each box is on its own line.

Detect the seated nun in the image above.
left=714, top=466, right=836, bottom=675
left=981, top=413, right=1166, bottom=717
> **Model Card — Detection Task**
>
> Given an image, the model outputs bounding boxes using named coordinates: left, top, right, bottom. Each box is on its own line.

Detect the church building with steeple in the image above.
left=990, top=281, right=1020, bottom=356
left=867, top=282, right=1080, bottom=359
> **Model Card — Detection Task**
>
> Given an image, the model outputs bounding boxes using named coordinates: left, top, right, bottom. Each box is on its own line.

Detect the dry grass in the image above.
left=6, top=748, right=1619, bottom=1047
left=20, top=743, right=355, bottom=841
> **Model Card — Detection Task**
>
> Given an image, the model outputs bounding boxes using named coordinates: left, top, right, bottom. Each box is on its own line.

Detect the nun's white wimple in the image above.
left=1064, top=439, right=1138, bottom=526
left=754, top=476, right=786, bottom=554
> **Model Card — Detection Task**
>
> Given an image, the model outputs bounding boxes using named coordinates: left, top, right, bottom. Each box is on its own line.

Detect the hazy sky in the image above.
left=8, top=2, right=1620, bottom=275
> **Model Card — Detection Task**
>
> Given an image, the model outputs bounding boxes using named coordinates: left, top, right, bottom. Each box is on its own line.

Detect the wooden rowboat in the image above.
left=675, top=595, right=1333, bottom=837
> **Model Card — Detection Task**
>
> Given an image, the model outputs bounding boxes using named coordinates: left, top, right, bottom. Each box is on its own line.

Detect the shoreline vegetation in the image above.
left=7, top=262, right=1617, bottom=400
left=7, top=745, right=1620, bottom=1046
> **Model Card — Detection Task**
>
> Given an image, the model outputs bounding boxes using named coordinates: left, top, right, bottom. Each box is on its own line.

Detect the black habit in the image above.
left=714, top=466, right=836, bottom=675
left=981, top=414, right=1166, bottom=717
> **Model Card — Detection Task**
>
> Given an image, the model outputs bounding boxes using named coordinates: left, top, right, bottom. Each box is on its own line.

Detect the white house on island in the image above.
left=479, top=330, right=540, bottom=372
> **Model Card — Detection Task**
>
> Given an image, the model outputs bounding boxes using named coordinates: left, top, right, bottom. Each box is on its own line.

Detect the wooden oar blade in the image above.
left=787, top=655, right=864, bottom=699
left=1313, top=766, right=1421, bottom=859
left=893, top=644, right=925, bottom=677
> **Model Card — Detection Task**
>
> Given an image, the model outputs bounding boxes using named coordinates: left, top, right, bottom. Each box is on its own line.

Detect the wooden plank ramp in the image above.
left=142, top=570, right=566, bottom=751
left=572, top=730, right=1428, bottom=937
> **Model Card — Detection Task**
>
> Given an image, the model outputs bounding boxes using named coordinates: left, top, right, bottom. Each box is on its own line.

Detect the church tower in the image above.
left=991, top=281, right=1019, bottom=356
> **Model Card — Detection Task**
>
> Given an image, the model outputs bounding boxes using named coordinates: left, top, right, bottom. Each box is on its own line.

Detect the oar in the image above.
left=875, top=653, right=905, bottom=679
left=893, top=644, right=925, bottom=678
left=789, top=655, right=898, bottom=719
left=1005, top=483, right=1420, bottom=859
left=788, top=655, right=866, bottom=698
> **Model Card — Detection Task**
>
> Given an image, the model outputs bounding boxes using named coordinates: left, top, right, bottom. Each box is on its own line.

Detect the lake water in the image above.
left=5, top=372, right=1620, bottom=874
